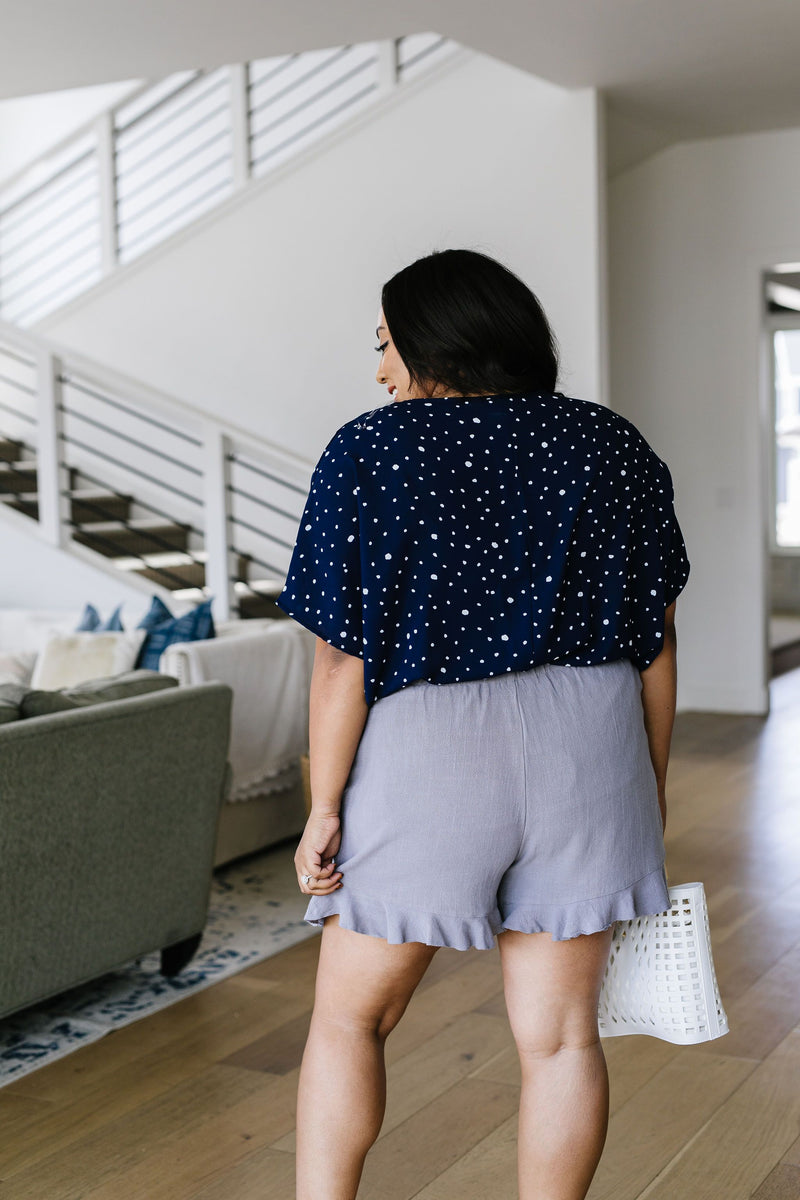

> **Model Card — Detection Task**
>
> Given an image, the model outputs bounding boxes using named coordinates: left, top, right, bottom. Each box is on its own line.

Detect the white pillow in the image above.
left=0, top=650, right=38, bottom=686
left=30, top=630, right=148, bottom=690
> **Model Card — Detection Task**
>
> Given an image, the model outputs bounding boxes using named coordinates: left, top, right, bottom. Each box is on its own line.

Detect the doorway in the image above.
left=764, top=269, right=800, bottom=677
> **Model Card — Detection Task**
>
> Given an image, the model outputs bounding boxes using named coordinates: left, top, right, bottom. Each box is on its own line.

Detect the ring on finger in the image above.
left=302, top=873, right=313, bottom=885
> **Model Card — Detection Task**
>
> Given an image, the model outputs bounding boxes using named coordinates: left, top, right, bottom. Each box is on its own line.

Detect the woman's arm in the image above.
left=638, top=600, right=678, bottom=833
left=294, top=638, right=368, bottom=895
left=308, top=638, right=368, bottom=815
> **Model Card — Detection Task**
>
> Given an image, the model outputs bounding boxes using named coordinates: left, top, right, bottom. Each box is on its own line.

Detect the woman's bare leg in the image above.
left=498, top=926, right=613, bottom=1200
left=296, top=913, right=438, bottom=1200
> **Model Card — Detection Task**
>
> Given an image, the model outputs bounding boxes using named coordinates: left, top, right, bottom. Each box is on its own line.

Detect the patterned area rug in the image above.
left=0, top=838, right=318, bottom=1089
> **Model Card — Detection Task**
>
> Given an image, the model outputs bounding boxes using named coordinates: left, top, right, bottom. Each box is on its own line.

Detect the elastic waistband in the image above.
left=403, top=659, right=633, bottom=691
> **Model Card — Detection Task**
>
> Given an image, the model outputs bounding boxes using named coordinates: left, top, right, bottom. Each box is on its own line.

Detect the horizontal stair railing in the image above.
left=0, top=33, right=459, bottom=327
left=0, top=317, right=315, bottom=622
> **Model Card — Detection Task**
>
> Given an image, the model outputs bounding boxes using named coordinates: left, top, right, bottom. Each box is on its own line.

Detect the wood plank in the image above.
left=357, top=1076, right=520, bottom=1200
left=750, top=1164, right=800, bottom=1199
left=0, top=974, right=285, bottom=1105
left=640, top=1028, right=800, bottom=1200
left=601, top=1036, right=680, bottom=1115
left=2, top=1064, right=272, bottom=1199
left=0, top=985, right=309, bottom=1180
left=382, top=950, right=505, bottom=1067
left=184, top=1148, right=295, bottom=1200
left=782, top=1133, right=800, bottom=1168
left=410, top=1112, right=519, bottom=1199
left=77, top=1071, right=299, bottom=1200
left=696, top=941, right=800, bottom=1062
left=0, top=1091, right=50, bottom=1134
left=585, top=1051, right=756, bottom=1200
left=243, top=931, right=322, bottom=993
left=221, top=1009, right=312, bottom=1075
left=710, top=891, right=800, bottom=1004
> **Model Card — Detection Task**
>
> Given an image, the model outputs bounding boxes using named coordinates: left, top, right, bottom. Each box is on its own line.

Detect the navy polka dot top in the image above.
left=277, top=391, right=690, bottom=707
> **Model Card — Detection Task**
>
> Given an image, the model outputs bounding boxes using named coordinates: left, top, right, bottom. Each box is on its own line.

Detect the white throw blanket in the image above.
left=160, top=620, right=317, bottom=802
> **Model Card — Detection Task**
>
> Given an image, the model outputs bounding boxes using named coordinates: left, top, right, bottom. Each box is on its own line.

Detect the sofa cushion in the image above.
left=19, top=670, right=180, bottom=718
left=135, top=596, right=215, bottom=671
left=30, top=629, right=147, bottom=690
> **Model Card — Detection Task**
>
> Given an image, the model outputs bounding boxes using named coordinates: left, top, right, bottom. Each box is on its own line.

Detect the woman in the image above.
left=278, top=248, right=689, bottom=1200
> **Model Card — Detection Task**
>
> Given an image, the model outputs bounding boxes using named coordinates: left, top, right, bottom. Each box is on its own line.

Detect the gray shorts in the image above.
left=304, top=659, right=669, bottom=949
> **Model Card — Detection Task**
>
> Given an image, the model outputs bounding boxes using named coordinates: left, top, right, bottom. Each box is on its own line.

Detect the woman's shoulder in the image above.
left=323, top=393, right=664, bottom=469
left=322, top=400, right=411, bottom=456
left=568, top=395, right=666, bottom=464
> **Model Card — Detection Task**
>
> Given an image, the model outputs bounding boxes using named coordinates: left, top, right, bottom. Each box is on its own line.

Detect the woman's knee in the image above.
left=511, top=1016, right=602, bottom=1062
left=312, top=913, right=438, bottom=1040
left=498, top=927, right=612, bottom=1058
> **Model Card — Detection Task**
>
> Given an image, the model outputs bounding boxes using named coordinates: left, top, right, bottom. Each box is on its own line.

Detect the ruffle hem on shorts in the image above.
left=303, top=864, right=670, bottom=950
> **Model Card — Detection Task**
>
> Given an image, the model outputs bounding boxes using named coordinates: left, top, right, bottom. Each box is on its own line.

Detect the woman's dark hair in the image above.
left=380, top=248, right=559, bottom=397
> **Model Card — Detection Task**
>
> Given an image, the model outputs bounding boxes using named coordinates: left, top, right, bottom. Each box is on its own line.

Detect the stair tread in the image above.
left=73, top=518, right=191, bottom=533
left=121, top=549, right=207, bottom=564
left=236, top=579, right=284, bottom=593
left=126, top=560, right=207, bottom=591
left=69, top=488, right=134, bottom=500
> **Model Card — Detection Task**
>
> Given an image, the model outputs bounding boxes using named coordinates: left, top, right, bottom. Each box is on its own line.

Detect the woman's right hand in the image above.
left=295, top=811, right=344, bottom=894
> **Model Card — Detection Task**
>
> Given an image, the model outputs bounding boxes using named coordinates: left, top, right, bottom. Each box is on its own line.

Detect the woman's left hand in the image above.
left=295, top=812, right=344, bottom=894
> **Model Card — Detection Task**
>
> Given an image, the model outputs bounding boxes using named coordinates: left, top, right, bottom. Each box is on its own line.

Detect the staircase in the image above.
left=0, top=33, right=461, bottom=327
left=0, top=31, right=464, bottom=614
left=0, top=436, right=280, bottom=613
left=0, top=318, right=314, bottom=621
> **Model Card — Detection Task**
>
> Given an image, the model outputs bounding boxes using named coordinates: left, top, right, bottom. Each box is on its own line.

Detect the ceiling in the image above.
left=2, top=0, right=800, bottom=174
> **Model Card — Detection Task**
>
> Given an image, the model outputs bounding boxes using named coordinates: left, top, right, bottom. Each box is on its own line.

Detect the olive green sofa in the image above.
left=0, top=672, right=233, bottom=1020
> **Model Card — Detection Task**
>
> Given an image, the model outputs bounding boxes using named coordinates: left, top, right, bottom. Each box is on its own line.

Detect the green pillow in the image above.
left=19, top=670, right=179, bottom=719
left=20, top=690, right=78, bottom=717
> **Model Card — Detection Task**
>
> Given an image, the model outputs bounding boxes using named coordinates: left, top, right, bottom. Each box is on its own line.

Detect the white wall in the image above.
left=0, top=517, right=155, bottom=620
left=36, top=49, right=607, bottom=463
left=609, top=124, right=800, bottom=715
left=0, top=79, right=144, bottom=187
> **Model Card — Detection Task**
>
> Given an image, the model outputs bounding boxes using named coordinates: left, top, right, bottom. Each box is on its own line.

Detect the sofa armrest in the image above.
left=0, top=682, right=233, bottom=1018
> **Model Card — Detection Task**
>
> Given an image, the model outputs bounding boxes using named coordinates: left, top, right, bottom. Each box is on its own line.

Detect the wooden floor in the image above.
left=3, top=672, right=800, bottom=1200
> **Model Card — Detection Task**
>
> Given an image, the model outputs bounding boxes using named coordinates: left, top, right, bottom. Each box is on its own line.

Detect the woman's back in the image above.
left=279, top=388, right=689, bottom=706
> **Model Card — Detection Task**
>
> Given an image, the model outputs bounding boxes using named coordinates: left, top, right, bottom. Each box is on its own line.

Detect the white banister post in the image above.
left=95, top=110, right=118, bottom=273
left=229, top=63, right=251, bottom=189
left=202, top=422, right=238, bottom=623
left=377, top=39, right=399, bottom=94
left=35, top=348, right=71, bottom=547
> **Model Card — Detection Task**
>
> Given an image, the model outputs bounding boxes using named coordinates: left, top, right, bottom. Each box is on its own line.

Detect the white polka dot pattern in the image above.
left=277, top=391, right=690, bottom=706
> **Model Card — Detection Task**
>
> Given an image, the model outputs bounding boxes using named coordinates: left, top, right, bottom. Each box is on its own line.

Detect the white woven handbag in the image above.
left=597, top=881, right=729, bottom=1045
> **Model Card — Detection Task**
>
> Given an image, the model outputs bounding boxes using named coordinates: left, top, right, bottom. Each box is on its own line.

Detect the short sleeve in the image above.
left=663, top=506, right=690, bottom=606
left=615, top=440, right=691, bottom=671
left=276, top=428, right=363, bottom=656
left=657, top=461, right=691, bottom=607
